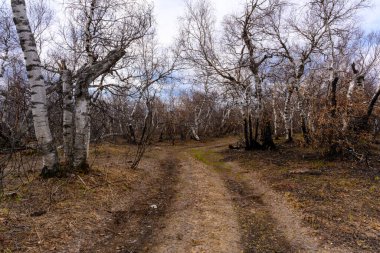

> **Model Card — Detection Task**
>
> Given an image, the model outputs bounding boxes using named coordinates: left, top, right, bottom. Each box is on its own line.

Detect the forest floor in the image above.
left=1, top=137, right=379, bottom=252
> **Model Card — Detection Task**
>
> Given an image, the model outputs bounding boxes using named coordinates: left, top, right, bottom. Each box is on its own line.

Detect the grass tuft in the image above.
left=190, top=148, right=231, bottom=172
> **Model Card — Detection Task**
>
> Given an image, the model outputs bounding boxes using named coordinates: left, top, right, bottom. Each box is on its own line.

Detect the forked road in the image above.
left=147, top=143, right=351, bottom=253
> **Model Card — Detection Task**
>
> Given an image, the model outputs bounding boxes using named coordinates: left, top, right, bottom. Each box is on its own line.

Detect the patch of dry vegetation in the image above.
left=0, top=144, right=177, bottom=252
left=221, top=139, right=380, bottom=252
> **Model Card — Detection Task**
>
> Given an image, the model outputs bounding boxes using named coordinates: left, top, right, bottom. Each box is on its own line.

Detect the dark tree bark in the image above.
left=262, top=121, right=276, bottom=150
left=129, top=124, right=137, bottom=144
left=301, top=116, right=311, bottom=145
left=249, top=115, right=254, bottom=147
left=244, top=118, right=250, bottom=150
left=362, top=86, right=380, bottom=127
left=330, top=76, right=339, bottom=117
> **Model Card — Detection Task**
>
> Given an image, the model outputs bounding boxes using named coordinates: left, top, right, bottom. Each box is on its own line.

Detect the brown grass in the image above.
left=220, top=139, right=380, bottom=252
left=0, top=144, right=174, bottom=252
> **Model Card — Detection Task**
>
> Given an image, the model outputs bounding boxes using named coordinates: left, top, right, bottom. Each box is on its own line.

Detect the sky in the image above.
left=360, top=0, right=380, bottom=31
left=153, top=0, right=241, bottom=45
left=153, top=0, right=380, bottom=46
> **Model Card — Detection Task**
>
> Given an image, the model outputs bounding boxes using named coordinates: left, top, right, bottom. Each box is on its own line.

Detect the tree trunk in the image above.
left=61, top=67, right=74, bottom=165
left=284, top=86, right=294, bottom=142
left=301, top=115, right=311, bottom=144
left=191, top=108, right=201, bottom=141
left=71, top=49, right=127, bottom=168
left=343, top=63, right=364, bottom=131
left=364, top=86, right=380, bottom=126
left=191, top=126, right=200, bottom=141
left=330, top=75, right=339, bottom=117
left=128, top=124, right=137, bottom=144
left=246, top=114, right=261, bottom=150
left=11, top=0, right=59, bottom=176
left=262, top=121, right=276, bottom=150
left=254, top=73, right=263, bottom=141
left=254, top=117, right=259, bottom=142
left=272, top=96, right=278, bottom=139
left=296, top=89, right=311, bottom=144
left=73, top=85, right=90, bottom=169
left=249, top=114, right=254, bottom=147
left=244, top=117, right=250, bottom=150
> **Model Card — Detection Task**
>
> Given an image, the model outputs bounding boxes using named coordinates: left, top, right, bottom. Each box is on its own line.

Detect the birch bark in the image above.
left=60, top=64, right=74, bottom=164
left=72, top=49, right=126, bottom=167
left=283, top=85, right=294, bottom=142
left=73, top=85, right=90, bottom=168
left=11, top=0, right=59, bottom=175
left=343, top=63, right=364, bottom=130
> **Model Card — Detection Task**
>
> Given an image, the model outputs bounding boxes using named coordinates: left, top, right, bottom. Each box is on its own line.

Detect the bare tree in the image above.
left=345, top=31, right=380, bottom=130
left=53, top=0, right=153, bottom=169
left=11, top=0, right=59, bottom=176
left=267, top=0, right=367, bottom=142
left=180, top=0, right=258, bottom=149
left=128, top=32, right=180, bottom=168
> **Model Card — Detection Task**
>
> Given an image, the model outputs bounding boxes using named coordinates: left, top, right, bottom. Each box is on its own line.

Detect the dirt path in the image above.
left=3, top=141, right=368, bottom=252
left=186, top=142, right=353, bottom=253
left=143, top=143, right=350, bottom=253
left=146, top=153, right=242, bottom=253
left=225, top=161, right=351, bottom=253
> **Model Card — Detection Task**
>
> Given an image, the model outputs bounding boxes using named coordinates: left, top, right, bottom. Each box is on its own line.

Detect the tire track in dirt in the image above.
left=189, top=142, right=353, bottom=253
left=80, top=155, right=179, bottom=253
left=225, top=177, right=295, bottom=252
left=224, top=160, right=353, bottom=253
left=145, top=153, right=242, bottom=253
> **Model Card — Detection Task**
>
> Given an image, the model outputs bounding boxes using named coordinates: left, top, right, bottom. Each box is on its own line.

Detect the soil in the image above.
left=145, top=154, right=242, bottom=253
left=1, top=138, right=379, bottom=252
left=189, top=140, right=354, bottom=253
left=217, top=139, right=380, bottom=252
left=80, top=154, right=179, bottom=253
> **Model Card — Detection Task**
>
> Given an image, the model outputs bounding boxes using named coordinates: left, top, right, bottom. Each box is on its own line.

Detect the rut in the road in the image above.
left=224, top=160, right=353, bottom=253
left=184, top=142, right=353, bottom=253
left=145, top=155, right=243, bottom=253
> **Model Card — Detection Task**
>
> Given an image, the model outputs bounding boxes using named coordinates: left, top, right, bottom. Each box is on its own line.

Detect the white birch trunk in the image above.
left=191, top=100, right=205, bottom=141
left=284, top=85, right=294, bottom=141
left=86, top=120, right=91, bottom=159
left=254, top=74, right=263, bottom=134
left=343, top=77, right=358, bottom=130
left=11, top=0, right=59, bottom=173
left=191, top=127, right=200, bottom=141
left=73, top=87, right=90, bottom=168
left=71, top=49, right=126, bottom=167
left=272, top=96, right=278, bottom=138
left=61, top=68, right=74, bottom=164
left=203, top=108, right=211, bottom=133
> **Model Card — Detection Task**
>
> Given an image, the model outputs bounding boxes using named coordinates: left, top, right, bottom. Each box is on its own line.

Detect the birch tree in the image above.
left=180, top=0, right=273, bottom=149
left=228, top=0, right=279, bottom=147
left=267, top=0, right=367, bottom=142
left=55, top=0, right=152, bottom=168
left=345, top=31, right=380, bottom=130
left=11, top=0, right=59, bottom=176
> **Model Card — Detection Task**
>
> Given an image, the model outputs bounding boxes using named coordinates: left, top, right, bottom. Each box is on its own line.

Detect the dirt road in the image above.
left=146, top=154, right=242, bottom=253
left=144, top=142, right=352, bottom=253
left=2, top=140, right=371, bottom=252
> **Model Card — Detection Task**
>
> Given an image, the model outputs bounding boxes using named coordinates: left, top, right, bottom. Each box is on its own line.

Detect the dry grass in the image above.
left=220, top=139, right=380, bottom=252
left=0, top=143, right=166, bottom=252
